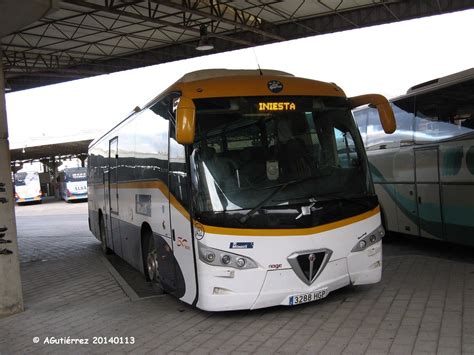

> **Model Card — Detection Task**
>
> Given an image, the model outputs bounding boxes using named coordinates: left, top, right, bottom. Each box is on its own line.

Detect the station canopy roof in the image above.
left=10, top=140, right=92, bottom=163
left=2, top=0, right=473, bottom=93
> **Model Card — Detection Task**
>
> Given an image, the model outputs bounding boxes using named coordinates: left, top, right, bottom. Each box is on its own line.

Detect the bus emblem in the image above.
left=267, top=80, right=283, bottom=93
left=287, top=249, right=333, bottom=285
left=193, top=221, right=205, bottom=240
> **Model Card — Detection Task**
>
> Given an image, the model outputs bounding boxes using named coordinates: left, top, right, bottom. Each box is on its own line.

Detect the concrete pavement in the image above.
left=1, top=200, right=473, bottom=354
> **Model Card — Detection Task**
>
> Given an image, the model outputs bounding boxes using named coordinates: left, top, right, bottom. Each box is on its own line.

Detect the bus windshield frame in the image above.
left=190, top=95, right=377, bottom=229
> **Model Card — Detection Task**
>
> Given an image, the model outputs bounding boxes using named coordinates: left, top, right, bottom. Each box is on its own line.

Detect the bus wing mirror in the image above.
left=349, top=94, right=396, bottom=134
left=176, top=96, right=196, bottom=144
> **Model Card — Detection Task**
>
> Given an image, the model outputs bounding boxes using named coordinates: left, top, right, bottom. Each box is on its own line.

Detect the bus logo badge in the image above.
left=194, top=221, right=205, bottom=240
left=287, top=249, right=333, bottom=285
left=267, top=80, right=283, bottom=93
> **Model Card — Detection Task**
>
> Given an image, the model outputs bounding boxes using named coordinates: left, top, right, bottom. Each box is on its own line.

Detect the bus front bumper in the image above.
left=195, top=241, right=382, bottom=311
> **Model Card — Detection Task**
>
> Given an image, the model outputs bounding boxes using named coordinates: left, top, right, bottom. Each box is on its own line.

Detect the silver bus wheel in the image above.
left=146, top=239, right=159, bottom=282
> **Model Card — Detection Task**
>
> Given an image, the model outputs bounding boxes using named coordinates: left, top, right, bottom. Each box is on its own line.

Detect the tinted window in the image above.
left=169, top=133, right=190, bottom=210
left=117, top=119, right=136, bottom=182
left=135, top=107, right=169, bottom=181
left=391, top=98, right=415, bottom=144
left=190, top=96, right=375, bottom=229
left=414, top=79, right=474, bottom=142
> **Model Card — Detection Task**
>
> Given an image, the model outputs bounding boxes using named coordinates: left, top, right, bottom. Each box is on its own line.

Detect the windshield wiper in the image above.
left=239, top=182, right=290, bottom=224
left=238, top=176, right=323, bottom=224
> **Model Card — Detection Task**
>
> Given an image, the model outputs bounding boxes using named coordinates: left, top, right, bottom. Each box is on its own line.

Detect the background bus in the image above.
left=88, top=69, right=394, bottom=311
left=14, top=171, right=42, bottom=204
left=58, top=167, right=88, bottom=202
left=354, top=68, right=474, bottom=246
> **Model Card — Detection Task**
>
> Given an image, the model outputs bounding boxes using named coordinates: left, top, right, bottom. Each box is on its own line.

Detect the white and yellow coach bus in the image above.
left=88, top=69, right=395, bottom=311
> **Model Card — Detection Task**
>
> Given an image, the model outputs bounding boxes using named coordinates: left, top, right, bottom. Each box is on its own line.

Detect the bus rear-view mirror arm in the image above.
left=349, top=94, right=396, bottom=134
left=176, top=96, right=196, bottom=144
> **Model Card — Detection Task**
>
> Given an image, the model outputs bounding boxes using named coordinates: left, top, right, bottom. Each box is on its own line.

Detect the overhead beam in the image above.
left=62, top=0, right=255, bottom=46
left=3, top=0, right=473, bottom=92
left=152, top=0, right=285, bottom=41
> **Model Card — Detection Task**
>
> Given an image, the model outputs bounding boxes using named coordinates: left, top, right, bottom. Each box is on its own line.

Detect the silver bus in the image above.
left=354, top=68, right=474, bottom=246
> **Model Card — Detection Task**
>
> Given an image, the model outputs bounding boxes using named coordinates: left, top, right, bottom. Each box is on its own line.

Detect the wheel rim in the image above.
left=147, top=249, right=158, bottom=281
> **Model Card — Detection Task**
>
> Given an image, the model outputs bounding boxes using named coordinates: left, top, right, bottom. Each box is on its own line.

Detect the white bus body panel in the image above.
left=97, top=184, right=197, bottom=305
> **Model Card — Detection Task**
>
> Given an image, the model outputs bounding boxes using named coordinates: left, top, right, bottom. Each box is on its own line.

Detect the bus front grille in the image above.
left=287, top=249, right=333, bottom=285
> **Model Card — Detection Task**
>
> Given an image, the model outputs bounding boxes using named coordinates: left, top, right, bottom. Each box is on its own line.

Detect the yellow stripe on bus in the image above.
left=200, top=206, right=380, bottom=237
left=116, top=180, right=191, bottom=220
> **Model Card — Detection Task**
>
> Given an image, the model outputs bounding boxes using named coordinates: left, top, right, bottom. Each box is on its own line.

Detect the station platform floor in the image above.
left=1, top=200, right=473, bottom=354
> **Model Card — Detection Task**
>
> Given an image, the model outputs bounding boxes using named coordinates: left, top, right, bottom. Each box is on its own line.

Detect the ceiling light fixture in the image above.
left=4, top=80, right=12, bottom=92
left=196, top=25, right=214, bottom=51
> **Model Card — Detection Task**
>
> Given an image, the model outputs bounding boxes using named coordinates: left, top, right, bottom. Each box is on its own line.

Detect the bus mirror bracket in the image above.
left=349, top=94, right=396, bottom=134
left=176, top=96, right=196, bottom=144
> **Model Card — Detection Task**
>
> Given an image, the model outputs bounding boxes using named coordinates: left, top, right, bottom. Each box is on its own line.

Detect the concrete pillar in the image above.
left=0, top=51, right=24, bottom=317
left=11, top=162, right=23, bottom=174
left=78, top=154, right=87, bottom=168
left=41, top=158, right=62, bottom=199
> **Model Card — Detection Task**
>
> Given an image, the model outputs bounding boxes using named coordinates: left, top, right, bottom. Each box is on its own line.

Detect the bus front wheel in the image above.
left=146, top=237, right=160, bottom=282
left=144, top=236, right=164, bottom=294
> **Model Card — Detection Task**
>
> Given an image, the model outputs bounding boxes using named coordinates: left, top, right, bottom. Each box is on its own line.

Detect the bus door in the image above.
left=414, top=147, right=443, bottom=240
left=107, top=137, right=122, bottom=256
left=167, top=137, right=197, bottom=303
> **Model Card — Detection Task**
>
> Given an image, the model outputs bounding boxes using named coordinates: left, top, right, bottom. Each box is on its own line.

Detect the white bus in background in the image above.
left=353, top=68, right=474, bottom=246
left=58, top=167, right=88, bottom=202
left=88, top=69, right=395, bottom=311
left=14, top=171, right=42, bottom=204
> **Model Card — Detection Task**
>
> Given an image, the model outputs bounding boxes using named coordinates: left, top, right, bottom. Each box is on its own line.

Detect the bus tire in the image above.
left=143, top=230, right=164, bottom=293
left=145, top=236, right=159, bottom=282
left=99, top=215, right=113, bottom=255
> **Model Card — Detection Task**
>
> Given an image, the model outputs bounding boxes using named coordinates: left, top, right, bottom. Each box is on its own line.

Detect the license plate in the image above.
left=289, top=288, right=328, bottom=305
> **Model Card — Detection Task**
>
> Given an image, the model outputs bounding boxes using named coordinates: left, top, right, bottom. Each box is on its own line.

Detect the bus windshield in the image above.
left=190, top=96, right=376, bottom=229
left=63, top=168, right=87, bottom=182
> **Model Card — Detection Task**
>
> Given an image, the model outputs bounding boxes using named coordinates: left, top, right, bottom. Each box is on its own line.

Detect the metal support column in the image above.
left=0, top=50, right=24, bottom=317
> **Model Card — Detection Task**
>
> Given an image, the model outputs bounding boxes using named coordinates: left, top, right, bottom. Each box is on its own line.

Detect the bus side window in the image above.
left=414, top=81, right=474, bottom=142
left=391, top=98, right=415, bottom=145
left=135, top=109, right=169, bottom=181
left=169, top=121, right=190, bottom=210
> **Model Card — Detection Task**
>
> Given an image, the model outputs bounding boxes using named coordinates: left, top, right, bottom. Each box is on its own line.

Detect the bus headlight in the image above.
left=351, top=225, right=385, bottom=252
left=198, top=242, right=257, bottom=269
left=236, top=258, right=246, bottom=268
left=205, top=251, right=215, bottom=262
